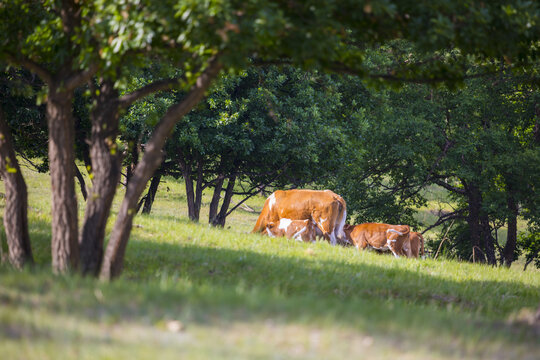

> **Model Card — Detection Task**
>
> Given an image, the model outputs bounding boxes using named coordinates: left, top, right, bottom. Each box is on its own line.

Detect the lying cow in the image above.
left=264, top=218, right=321, bottom=242
left=402, top=231, right=425, bottom=258
left=252, top=189, right=347, bottom=245
left=343, top=222, right=410, bottom=257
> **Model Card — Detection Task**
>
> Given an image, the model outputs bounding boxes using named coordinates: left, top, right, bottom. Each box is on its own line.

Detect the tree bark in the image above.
left=142, top=172, right=161, bottom=214
left=213, top=175, right=236, bottom=227
left=100, top=57, right=222, bottom=280
left=79, top=81, right=122, bottom=276
left=209, top=174, right=225, bottom=224
left=0, top=106, right=33, bottom=268
left=502, top=192, right=519, bottom=267
left=47, top=87, right=79, bottom=273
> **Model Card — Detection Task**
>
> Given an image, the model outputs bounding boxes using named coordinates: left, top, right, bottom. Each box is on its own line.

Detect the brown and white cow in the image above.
left=343, top=222, right=410, bottom=257
left=264, top=218, right=321, bottom=242
left=402, top=231, right=425, bottom=258
left=252, top=189, right=347, bottom=245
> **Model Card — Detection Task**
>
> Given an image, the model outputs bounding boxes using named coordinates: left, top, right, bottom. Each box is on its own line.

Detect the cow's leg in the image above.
left=292, top=225, right=308, bottom=242
left=386, top=238, right=400, bottom=258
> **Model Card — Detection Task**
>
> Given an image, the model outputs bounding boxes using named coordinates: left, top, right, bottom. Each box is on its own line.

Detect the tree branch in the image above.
left=422, top=209, right=466, bottom=233
left=64, top=62, right=99, bottom=92
left=432, top=178, right=466, bottom=195
left=5, top=54, right=52, bottom=84
left=117, top=77, right=186, bottom=109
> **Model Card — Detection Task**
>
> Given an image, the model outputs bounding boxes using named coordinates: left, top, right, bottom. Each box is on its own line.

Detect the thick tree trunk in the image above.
left=100, top=57, right=222, bottom=280
left=0, top=106, right=33, bottom=268
left=79, top=81, right=121, bottom=276
left=213, top=176, right=236, bottom=227
left=47, top=88, right=79, bottom=273
left=142, top=173, right=161, bottom=214
left=209, top=174, right=225, bottom=224
left=502, top=193, right=519, bottom=267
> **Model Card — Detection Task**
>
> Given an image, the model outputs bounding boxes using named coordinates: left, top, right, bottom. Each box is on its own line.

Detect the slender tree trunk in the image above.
left=0, top=106, right=33, bottom=268
left=74, top=162, right=88, bottom=201
left=126, top=143, right=139, bottom=187
left=47, top=87, right=79, bottom=273
left=142, top=173, right=161, bottom=214
left=209, top=174, right=225, bottom=224
left=180, top=157, right=198, bottom=221
left=194, top=156, right=204, bottom=218
left=100, top=57, right=222, bottom=280
left=502, top=192, right=519, bottom=267
left=79, top=81, right=122, bottom=276
left=213, top=175, right=236, bottom=227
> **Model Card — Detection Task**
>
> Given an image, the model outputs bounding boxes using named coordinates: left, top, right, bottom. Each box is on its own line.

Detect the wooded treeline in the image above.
left=1, top=1, right=540, bottom=278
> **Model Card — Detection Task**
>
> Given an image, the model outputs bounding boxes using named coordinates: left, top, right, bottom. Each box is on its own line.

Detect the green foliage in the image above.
left=519, top=230, right=540, bottom=269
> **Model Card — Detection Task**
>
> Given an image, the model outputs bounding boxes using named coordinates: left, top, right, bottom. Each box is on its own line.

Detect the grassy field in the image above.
left=0, top=165, right=539, bottom=359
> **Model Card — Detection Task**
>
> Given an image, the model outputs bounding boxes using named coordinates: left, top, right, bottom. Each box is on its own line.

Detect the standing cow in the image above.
left=344, top=222, right=410, bottom=257
left=252, top=189, right=347, bottom=245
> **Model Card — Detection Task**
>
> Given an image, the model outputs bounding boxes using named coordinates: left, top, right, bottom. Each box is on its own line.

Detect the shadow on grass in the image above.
left=1, top=215, right=539, bottom=359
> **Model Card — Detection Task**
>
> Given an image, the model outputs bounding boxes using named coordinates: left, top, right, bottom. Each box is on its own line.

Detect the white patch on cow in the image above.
left=268, top=193, right=276, bottom=211
left=278, top=218, right=293, bottom=230
left=320, top=217, right=327, bottom=224
left=387, top=229, right=404, bottom=236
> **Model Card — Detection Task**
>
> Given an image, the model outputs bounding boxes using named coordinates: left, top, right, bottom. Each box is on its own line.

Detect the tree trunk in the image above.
left=180, top=156, right=198, bottom=221
left=213, top=175, right=236, bottom=227
left=209, top=174, right=225, bottom=224
left=79, top=81, right=122, bottom=276
left=0, top=106, right=33, bottom=268
left=100, top=57, right=221, bottom=280
left=467, top=184, right=485, bottom=263
left=502, top=192, right=519, bottom=267
left=126, top=143, right=139, bottom=187
left=194, top=156, right=204, bottom=218
left=47, top=88, right=79, bottom=273
left=142, top=173, right=161, bottom=214
left=74, top=162, right=88, bottom=201
left=480, top=213, right=497, bottom=265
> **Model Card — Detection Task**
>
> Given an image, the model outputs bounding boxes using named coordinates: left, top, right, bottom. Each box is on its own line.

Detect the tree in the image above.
left=2, top=0, right=540, bottom=278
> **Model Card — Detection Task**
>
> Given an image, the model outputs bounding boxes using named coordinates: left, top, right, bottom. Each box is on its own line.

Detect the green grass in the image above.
left=0, top=166, right=539, bottom=359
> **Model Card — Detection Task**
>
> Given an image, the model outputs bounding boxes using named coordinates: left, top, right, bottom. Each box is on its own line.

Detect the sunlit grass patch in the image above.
left=0, top=166, right=539, bottom=359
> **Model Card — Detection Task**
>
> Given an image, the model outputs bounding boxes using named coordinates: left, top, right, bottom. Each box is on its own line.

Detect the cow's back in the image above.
left=274, top=189, right=341, bottom=219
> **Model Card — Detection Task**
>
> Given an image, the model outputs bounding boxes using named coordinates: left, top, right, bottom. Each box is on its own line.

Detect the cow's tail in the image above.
left=335, top=207, right=348, bottom=244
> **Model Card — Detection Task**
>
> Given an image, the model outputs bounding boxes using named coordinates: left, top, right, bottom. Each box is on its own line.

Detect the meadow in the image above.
left=0, top=164, right=539, bottom=359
